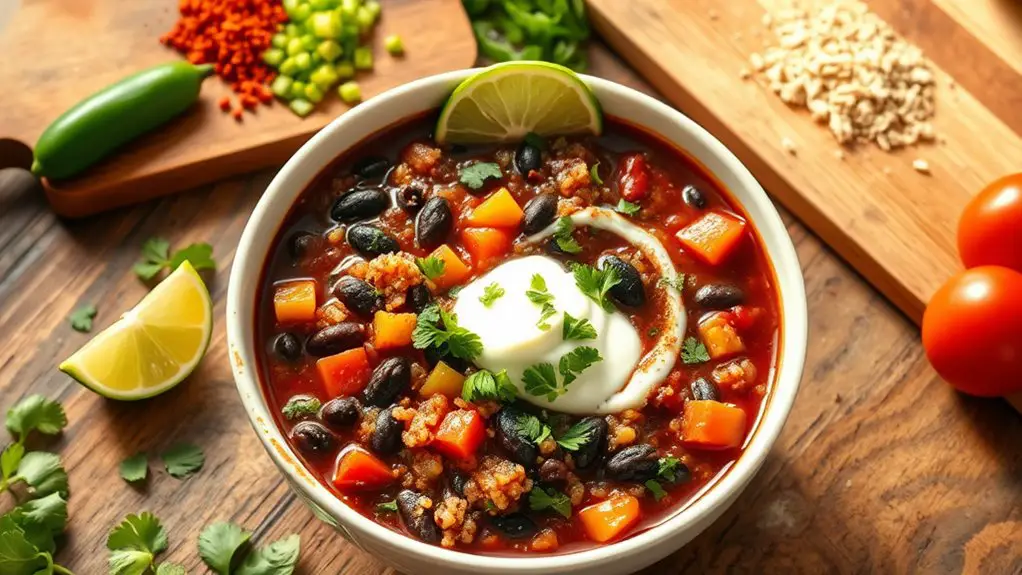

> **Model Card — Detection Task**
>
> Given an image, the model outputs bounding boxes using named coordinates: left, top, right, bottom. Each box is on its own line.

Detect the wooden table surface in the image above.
left=1, top=40, right=1020, bottom=574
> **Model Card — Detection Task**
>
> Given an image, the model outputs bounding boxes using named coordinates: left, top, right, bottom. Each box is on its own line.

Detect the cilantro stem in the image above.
left=53, top=564, right=74, bottom=575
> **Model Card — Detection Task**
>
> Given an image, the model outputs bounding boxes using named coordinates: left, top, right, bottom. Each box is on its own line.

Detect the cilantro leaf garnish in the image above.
left=528, top=487, right=571, bottom=518
left=645, top=479, right=668, bottom=501
left=69, top=304, right=97, bottom=333
left=415, top=256, right=446, bottom=281
left=615, top=199, right=640, bottom=216
left=281, top=395, right=321, bottom=421
left=462, top=369, right=517, bottom=403
left=657, top=274, right=686, bottom=291
left=657, top=456, right=684, bottom=482
left=555, top=418, right=603, bottom=451
left=562, top=312, right=596, bottom=341
left=526, top=274, right=557, bottom=330
left=571, top=263, right=620, bottom=311
left=523, top=132, right=546, bottom=150
left=552, top=217, right=582, bottom=254
left=235, top=533, right=300, bottom=575
left=120, top=453, right=148, bottom=483
left=522, top=363, right=558, bottom=401
left=523, top=347, right=601, bottom=401
left=681, top=337, right=710, bottom=365
left=458, top=161, right=503, bottom=190
left=161, top=443, right=205, bottom=479
left=589, top=162, right=603, bottom=185
left=479, top=282, right=505, bottom=307
left=376, top=500, right=398, bottom=513
left=6, top=395, right=67, bottom=440
left=198, top=522, right=251, bottom=575
left=558, top=346, right=602, bottom=386
left=411, top=304, right=483, bottom=362
left=510, top=410, right=551, bottom=445
left=134, top=237, right=216, bottom=281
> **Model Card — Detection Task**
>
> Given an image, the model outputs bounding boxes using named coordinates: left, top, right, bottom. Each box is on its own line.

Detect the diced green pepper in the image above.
left=355, top=6, right=374, bottom=33
left=290, top=98, right=315, bottom=117
left=262, top=48, right=285, bottom=67
left=384, top=35, right=404, bottom=56
left=290, top=80, right=307, bottom=100
left=285, top=23, right=301, bottom=37
left=272, top=33, right=288, bottom=49
left=353, top=46, right=373, bottom=70
left=294, top=52, right=312, bottom=71
left=279, top=57, right=299, bottom=76
left=338, top=81, right=361, bottom=104
left=335, top=61, right=355, bottom=80
left=304, top=83, right=325, bottom=103
left=310, top=64, right=339, bottom=90
left=364, top=0, right=382, bottom=21
left=292, top=3, right=312, bottom=21
left=317, top=39, right=343, bottom=62
left=286, top=37, right=305, bottom=57
left=300, top=34, right=318, bottom=51
left=271, top=75, right=295, bottom=99
left=310, top=11, right=341, bottom=38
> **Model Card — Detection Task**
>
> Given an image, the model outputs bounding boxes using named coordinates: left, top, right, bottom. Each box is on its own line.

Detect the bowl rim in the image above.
left=227, top=68, right=808, bottom=572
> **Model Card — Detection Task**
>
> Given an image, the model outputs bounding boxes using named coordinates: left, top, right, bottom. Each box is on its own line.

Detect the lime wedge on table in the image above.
left=436, top=61, right=603, bottom=144
left=59, top=261, right=213, bottom=400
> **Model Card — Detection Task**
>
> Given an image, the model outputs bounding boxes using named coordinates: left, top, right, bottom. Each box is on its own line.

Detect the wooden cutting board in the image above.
left=0, top=0, right=476, bottom=217
left=587, top=0, right=1022, bottom=412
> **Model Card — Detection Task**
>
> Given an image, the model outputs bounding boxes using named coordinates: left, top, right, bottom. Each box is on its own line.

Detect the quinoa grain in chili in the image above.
left=255, top=113, right=781, bottom=554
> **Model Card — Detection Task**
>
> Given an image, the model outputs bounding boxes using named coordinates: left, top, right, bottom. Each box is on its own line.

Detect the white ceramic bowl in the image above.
left=227, top=69, right=808, bottom=575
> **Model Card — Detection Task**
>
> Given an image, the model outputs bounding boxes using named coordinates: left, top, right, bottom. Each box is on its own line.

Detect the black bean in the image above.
left=370, top=406, right=404, bottom=455
left=415, top=197, right=453, bottom=250
left=346, top=224, right=400, bottom=258
left=690, top=377, right=720, bottom=401
left=287, top=231, right=317, bottom=262
left=321, top=397, right=361, bottom=429
left=353, top=156, right=391, bottom=179
left=495, top=407, right=539, bottom=468
left=599, top=255, right=646, bottom=307
left=291, top=421, right=334, bottom=455
left=693, top=283, right=745, bottom=309
left=448, top=470, right=468, bottom=497
left=491, top=513, right=538, bottom=540
left=539, top=459, right=568, bottom=483
left=396, top=186, right=425, bottom=214
left=272, top=332, right=303, bottom=362
left=397, top=489, right=442, bottom=544
left=521, top=193, right=558, bottom=235
left=331, top=189, right=390, bottom=222
left=662, top=461, right=692, bottom=487
left=682, top=184, right=707, bottom=209
left=605, top=444, right=659, bottom=482
left=515, top=141, right=542, bottom=174
left=564, top=417, right=608, bottom=469
left=305, top=322, right=366, bottom=357
left=333, top=275, right=383, bottom=317
left=406, top=284, right=432, bottom=314
left=362, top=357, right=411, bottom=407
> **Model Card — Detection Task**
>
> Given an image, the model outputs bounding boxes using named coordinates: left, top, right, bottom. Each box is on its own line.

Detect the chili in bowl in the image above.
left=227, top=68, right=807, bottom=575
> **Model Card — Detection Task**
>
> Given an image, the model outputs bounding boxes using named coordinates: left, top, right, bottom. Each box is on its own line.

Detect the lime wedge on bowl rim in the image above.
left=59, top=261, right=213, bottom=400
left=435, top=61, right=603, bottom=144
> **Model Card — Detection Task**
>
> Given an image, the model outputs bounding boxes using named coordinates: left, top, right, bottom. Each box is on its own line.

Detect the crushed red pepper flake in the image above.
left=160, top=0, right=287, bottom=114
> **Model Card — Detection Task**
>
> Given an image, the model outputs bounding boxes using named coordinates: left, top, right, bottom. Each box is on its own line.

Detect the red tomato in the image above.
left=617, top=153, right=650, bottom=201
left=958, top=173, right=1022, bottom=272
left=922, top=266, right=1022, bottom=396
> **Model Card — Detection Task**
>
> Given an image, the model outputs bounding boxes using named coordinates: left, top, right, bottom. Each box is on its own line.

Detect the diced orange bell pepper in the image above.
left=316, top=347, right=372, bottom=397
left=461, top=227, right=514, bottom=268
left=682, top=400, right=747, bottom=450
left=333, top=446, right=394, bottom=491
left=273, top=280, right=318, bottom=324
left=431, top=409, right=485, bottom=459
left=579, top=494, right=640, bottom=543
left=419, top=361, right=466, bottom=398
left=466, top=187, right=524, bottom=228
left=675, top=211, right=747, bottom=265
left=428, top=244, right=472, bottom=290
left=372, top=311, right=417, bottom=350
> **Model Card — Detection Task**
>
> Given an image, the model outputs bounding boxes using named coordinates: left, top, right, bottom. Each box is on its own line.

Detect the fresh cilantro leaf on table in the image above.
left=615, top=199, right=641, bottom=216
left=120, top=453, right=148, bottom=483
left=235, top=533, right=300, bottom=575
left=134, top=237, right=216, bottom=281
left=458, top=162, right=503, bottom=190
left=161, top=443, right=205, bottom=479
left=415, top=256, right=446, bottom=281
left=281, top=396, right=321, bottom=421
left=0, top=524, right=52, bottom=575
left=198, top=522, right=251, bottom=575
left=479, top=282, right=505, bottom=307
left=462, top=369, right=517, bottom=403
left=528, top=487, right=572, bottom=518
left=11, top=492, right=68, bottom=540
left=15, top=451, right=69, bottom=497
left=657, top=274, right=687, bottom=291
left=552, top=217, right=582, bottom=254
left=589, top=162, right=603, bottom=185
left=6, top=394, right=67, bottom=439
left=645, top=479, right=668, bottom=501
left=69, top=304, right=97, bottom=333
left=1, top=443, right=24, bottom=481
left=156, top=563, right=188, bottom=575
left=562, top=312, right=596, bottom=341
left=571, top=263, right=620, bottom=310
left=681, top=336, right=710, bottom=365
left=376, top=500, right=398, bottom=513
left=526, top=274, right=557, bottom=330
left=107, top=511, right=168, bottom=575
left=412, top=304, right=483, bottom=362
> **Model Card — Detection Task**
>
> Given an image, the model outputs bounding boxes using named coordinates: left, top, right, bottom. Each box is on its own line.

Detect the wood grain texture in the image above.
left=586, top=0, right=1022, bottom=327
left=0, top=0, right=476, bottom=218
left=0, top=42, right=1020, bottom=575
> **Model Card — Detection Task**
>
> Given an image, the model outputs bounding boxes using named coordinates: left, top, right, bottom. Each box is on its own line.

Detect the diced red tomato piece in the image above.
left=675, top=211, right=747, bottom=265
left=431, top=409, right=485, bottom=459
left=333, top=447, right=394, bottom=491
left=316, top=347, right=372, bottom=397
left=618, top=153, right=650, bottom=201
